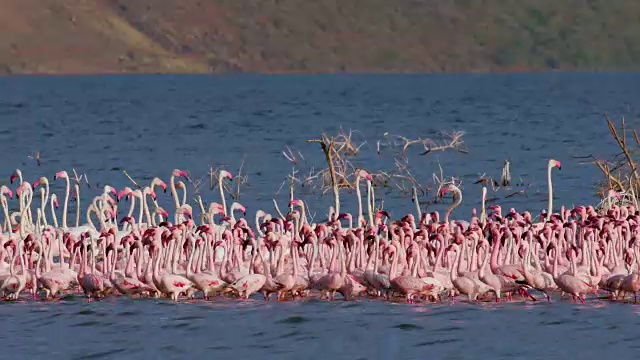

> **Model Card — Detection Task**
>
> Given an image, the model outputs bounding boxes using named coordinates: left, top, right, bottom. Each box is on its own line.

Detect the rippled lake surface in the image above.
left=1, top=73, right=640, bottom=359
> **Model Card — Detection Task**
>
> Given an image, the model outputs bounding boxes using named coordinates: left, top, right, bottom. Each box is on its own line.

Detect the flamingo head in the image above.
left=607, top=189, right=622, bottom=200
left=549, top=159, right=562, bottom=170
left=357, top=169, right=373, bottom=182
left=33, top=177, right=47, bottom=189
left=439, top=185, right=451, bottom=198
left=104, top=185, right=117, bottom=197
left=153, top=178, right=167, bottom=192
left=232, top=203, right=246, bottom=216
left=337, top=213, right=351, bottom=221
left=54, top=171, right=67, bottom=180
left=210, top=202, right=225, bottom=215
left=157, top=208, right=169, bottom=218
left=181, top=206, right=192, bottom=218
left=117, top=187, right=132, bottom=201
left=220, top=170, right=233, bottom=180
left=172, top=169, right=189, bottom=179
left=375, top=210, right=390, bottom=220
left=290, top=199, right=303, bottom=207
left=0, top=186, right=13, bottom=199
left=16, top=182, right=30, bottom=198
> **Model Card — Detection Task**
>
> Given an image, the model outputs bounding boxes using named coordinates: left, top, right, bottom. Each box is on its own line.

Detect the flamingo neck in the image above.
left=62, top=177, right=69, bottom=229
left=547, top=165, right=553, bottom=222
left=170, top=175, right=180, bottom=223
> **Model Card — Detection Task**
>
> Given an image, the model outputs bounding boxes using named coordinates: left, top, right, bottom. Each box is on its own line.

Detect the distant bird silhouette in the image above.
left=474, top=176, right=498, bottom=187
left=28, top=151, right=41, bottom=166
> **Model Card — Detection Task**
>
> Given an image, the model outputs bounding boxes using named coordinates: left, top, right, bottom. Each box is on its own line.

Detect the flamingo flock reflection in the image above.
left=1, top=159, right=639, bottom=305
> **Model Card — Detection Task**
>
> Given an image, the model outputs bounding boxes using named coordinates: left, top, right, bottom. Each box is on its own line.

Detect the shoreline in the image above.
left=2, top=69, right=639, bottom=78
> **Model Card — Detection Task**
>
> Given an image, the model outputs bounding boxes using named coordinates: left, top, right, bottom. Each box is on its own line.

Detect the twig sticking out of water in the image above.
left=185, top=170, right=207, bottom=215
left=501, top=160, right=511, bottom=186
left=229, top=158, right=249, bottom=201
left=308, top=134, right=341, bottom=217
left=122, top=170, right=141, bottom=189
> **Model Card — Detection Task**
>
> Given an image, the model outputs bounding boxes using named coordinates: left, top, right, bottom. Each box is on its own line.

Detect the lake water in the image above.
left=0, top=73, right=639, bottom=359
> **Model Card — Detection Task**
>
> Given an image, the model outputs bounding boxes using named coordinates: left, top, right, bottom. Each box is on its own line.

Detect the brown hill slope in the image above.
left=0, top=0, right=208, bottom=74
left=2, top=0, right=640, bottom=74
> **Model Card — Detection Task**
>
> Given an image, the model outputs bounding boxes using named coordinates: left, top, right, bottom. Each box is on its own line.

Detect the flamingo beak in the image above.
left=10, top=175, right=15, bottom=184
left=33, top=180, right=40, bottom=189
left=110, top=188, right=117, bottom=196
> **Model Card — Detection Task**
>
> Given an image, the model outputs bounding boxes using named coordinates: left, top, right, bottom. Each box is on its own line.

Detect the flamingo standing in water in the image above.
left=388, top=243, right=434, bottom=303
left=449, top=243, right=496, bottom=302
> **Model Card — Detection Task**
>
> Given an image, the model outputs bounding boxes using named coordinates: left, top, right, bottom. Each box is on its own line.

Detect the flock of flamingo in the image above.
left=0, top=158, right=638, bottom=305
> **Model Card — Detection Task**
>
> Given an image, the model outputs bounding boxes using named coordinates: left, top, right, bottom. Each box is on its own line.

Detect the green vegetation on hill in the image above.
left=1, top=0, right=640, bottom=74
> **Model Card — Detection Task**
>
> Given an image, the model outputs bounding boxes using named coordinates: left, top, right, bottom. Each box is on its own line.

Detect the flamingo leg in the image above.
left=525, top=290, right=537, bottom=301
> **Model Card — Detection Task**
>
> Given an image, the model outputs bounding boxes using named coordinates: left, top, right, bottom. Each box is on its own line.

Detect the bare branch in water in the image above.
left=505, top=188, right=528, bottom=199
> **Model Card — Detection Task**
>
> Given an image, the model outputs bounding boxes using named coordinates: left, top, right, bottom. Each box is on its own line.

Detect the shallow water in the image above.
left=0, top=73, right=640, bottom=359
left=4, top=296, right=640, bottom=359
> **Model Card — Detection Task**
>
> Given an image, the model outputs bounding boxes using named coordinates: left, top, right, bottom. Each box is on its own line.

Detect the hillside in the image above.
left=2, top=0, right=640, bottom=74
